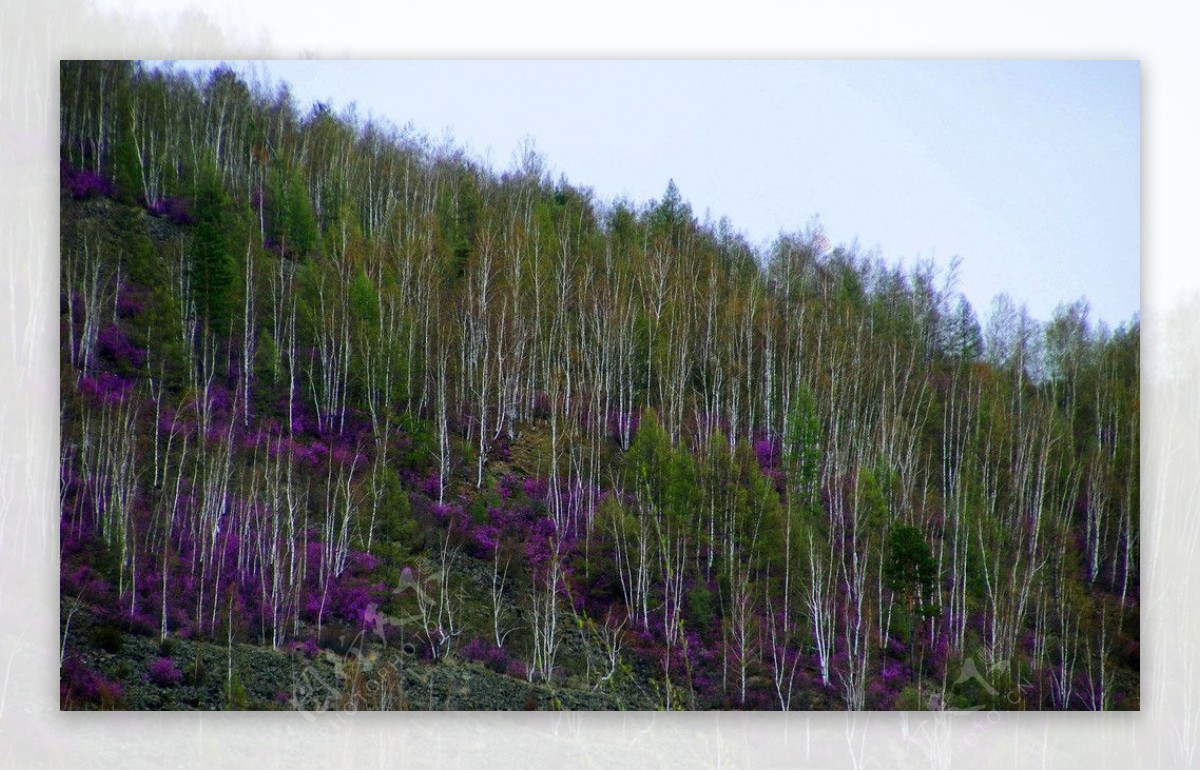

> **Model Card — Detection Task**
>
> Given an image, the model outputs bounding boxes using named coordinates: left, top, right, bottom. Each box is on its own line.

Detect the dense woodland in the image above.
left=59, top=61, right=1139, bottom=711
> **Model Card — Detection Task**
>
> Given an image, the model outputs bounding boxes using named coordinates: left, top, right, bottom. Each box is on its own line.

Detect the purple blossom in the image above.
left=498, top=474, right=523, bottom=500
left=522, top=477, right=549, bottom=501
left=146, top=196, right=194, bottom=225
left=148, top=657, right=182, bottom=686
left=116, top=285, right=145, bottom=318
left=420, top=470, right=441, bottom=498
left=490, top=435, right=512, bottom=462
left=77, top=373, right=134, bottom=406
left=61, top=655, right=123, bottom=708
left=330, top=443, right=353, bottom=467
left=459, top=637, right=510, bottom=673
left=464, top=523, right=500, bottom=558
left=608, top=408, right=641, bottom=444
left=522, top=517, right=559, bottom=567
left=754, top=436, right=780, bottom=470
left=97, top=323, right=145, bottom=369
left=61, top=161, right=116, bottom=200
left=430, top=502, right=462, bottom=522
left=348, top=552, right=379, bottom=574
left=880, top=658, right=906, bottom=682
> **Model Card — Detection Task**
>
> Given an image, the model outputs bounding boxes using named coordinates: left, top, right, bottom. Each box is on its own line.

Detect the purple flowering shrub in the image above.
left=61, top=160, right=116, bottom=200
left=148, top=656, right=183, bottom=686
left=324, top=578, right=387, bottom=629
left=505, top=659, right=528, bottom=680
left=96, top=323, right=146, bottom=370
left=60, top=388, right=397, bottom=652
left=753, top=435, right=780, bottom=470
left=459, top=637, right=512, bottom=673
left=522, top=517, right=560, bottom=572
left=489, top=434, right=512, bottom=462
left=146, top=196, right=194, bottom=225
left=61, top=655, right=124, bottom=709
left=75, top=373, right=136, bottom=406
left=521, top=477, right=549, bottom=502
left=116, top=284, right=146, bottom=318
left=607, top=407, right=641, bottom=446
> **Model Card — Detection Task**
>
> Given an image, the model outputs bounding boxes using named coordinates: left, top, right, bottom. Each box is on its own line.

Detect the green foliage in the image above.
left=435, top=168, right=482, bottom=281
left=223, top=676, right=250, bottom=710
left=885, top=525, right=939, bottom=690
left=114, top=206, right=156, bottom=286
left=686, top=583, right=715, bottom=629
left=783, top=383, right=821, bottom=510
left=607, top=202, right=639, bottom=257
left=942, top=295, right=984, bottom=363
left=896, top=685, right=925, bottom=710
left=348, top=268, right=380, bottom=328
left=857, top=468, right=890, bottom=530
left=830, top=251, right=866, bottom=310
left=627, top=409, right=672, bottom=506
left=253, top=327, right=281, bottom=387
left=90, top=625, right=124, bottom=655
left=397, top=411, right=437, bottom=470
left=266, top=163, right=318, bottom=257
left=884, top=525, right=938, bottom=614
left=545, top=180, right=599, bottom=256
left=183, top=654, right=209, bottom=688
left=189, top=163, right=236, bottom=331
left=648, top=179, right=693, bottom=251
left=721, top=439, right=786, bottom=574
left=374, top=466, right=417, bottom=554
left=111, top=127, right=142, bottom=206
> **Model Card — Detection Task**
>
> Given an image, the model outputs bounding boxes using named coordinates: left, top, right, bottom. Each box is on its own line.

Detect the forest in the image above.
left=58, top=61, right=1139, bottom=711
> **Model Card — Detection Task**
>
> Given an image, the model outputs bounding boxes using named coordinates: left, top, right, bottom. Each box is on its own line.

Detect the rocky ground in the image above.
left=60, top=597, right=658, bottom=711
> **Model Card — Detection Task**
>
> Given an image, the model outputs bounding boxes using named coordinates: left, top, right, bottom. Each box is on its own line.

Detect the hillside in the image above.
left=59, top=60, right=1139, bottom=711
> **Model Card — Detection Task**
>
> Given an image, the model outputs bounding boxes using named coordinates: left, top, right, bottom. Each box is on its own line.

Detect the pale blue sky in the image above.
left=175, top=60, right=1139, bottom=327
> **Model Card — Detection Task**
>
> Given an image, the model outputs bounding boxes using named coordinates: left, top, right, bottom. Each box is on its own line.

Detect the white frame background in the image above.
left=2, top=1, right=1192, bottom=767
